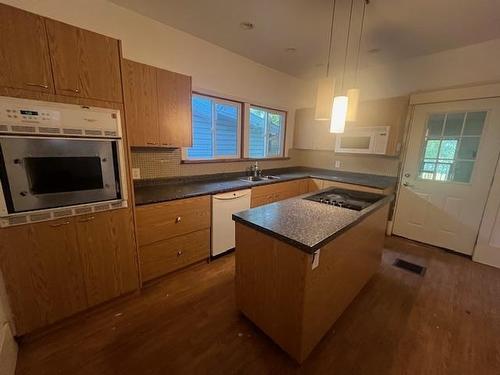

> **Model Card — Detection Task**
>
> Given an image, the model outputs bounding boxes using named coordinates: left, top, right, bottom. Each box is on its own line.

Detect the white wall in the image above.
left=358, top=37, right=500, bottom=100
left=1, top=0, right=311, bottom=153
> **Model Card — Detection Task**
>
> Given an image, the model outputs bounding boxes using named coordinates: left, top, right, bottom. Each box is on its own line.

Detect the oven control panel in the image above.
left=0, top=96, right=121, bottom=138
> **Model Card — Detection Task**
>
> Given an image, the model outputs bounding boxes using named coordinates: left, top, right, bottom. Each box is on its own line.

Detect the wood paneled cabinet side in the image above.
left=45, top=18, right=123, bottom=103
left=0, top=3, right=54, bottom=93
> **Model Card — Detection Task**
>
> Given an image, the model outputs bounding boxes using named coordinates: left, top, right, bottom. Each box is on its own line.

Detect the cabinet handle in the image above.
left=60, top=88, right=80, bottom=93
left=175, top=216, right=182, bottom=223
left=49, top=221, right=70, bottom=227
left=177, top=250, right=183, bottom=257
left=146, top=142, right=158, bottom=146
left=24, top=82, right=49, bottom=89
left=78, top=216, right=95, bottom=222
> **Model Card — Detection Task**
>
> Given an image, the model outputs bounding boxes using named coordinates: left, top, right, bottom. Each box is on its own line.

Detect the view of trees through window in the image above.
left=419, top=111, right=486, bottom=183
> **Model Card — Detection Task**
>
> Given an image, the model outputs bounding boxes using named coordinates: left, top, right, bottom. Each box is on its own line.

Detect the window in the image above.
left=185, top=94, right=241, bottom=160
left=246, top=106, right=286, bottom=158
left=418, top=111, right=486, bottom=183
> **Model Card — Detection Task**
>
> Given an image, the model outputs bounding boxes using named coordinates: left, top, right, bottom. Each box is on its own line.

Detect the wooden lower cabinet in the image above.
left=75, top=209, right=139, bottom=306
left=0, top=208, right=139, bottom=335
left=251, top=179, right=309, bottom=208
left=140, top=229, right=210, bottom=282
left=136, top=196, right=211, bottom=246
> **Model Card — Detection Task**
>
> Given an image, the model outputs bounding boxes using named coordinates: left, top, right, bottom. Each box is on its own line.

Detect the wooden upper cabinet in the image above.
left=0, top=218, right=87, bottom=335
left=75, top=209, right=139, bottom=306
left=0, top=4, right=54, bottom=93
left=122, top=59, right=160, bottom=146
left=157, top=69, right=192, bottom=147
left=45, top=19, right=123, bottom=103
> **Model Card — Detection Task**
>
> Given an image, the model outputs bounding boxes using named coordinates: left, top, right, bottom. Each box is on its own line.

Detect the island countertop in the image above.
left=133, top=167, right=397, bottom=206
left=232, top=191, right=394, bottom=253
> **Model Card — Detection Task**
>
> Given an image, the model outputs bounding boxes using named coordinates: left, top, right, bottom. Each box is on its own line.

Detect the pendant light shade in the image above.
left=314, top=77, right=335, bottom=120
left=330, top=95, right=348, bottom=133
left=346, top=88, right=360, bottom=121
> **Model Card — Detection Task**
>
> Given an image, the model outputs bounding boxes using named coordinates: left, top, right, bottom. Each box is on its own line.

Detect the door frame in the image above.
left=391, top=83, right=500, bottom=246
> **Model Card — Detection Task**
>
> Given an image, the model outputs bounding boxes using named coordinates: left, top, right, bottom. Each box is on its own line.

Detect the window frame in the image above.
left=243, top=104, right=287, bottom=159
left=182, top=92, right=243, bottom=161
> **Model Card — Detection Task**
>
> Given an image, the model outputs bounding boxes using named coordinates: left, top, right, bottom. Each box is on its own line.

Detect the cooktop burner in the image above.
left=304, top=188, right=384, bottom=211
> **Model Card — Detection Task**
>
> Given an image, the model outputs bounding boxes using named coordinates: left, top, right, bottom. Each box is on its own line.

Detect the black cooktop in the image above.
left=304, top=188, right=384, bottom=211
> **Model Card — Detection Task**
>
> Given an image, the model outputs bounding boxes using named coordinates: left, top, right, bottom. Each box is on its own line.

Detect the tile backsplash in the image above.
left=131, top=148, right=295, bottom=179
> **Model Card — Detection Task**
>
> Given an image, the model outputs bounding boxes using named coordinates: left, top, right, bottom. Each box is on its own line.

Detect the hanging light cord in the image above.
left=325, top=0, right=337, bottom=77
left=354, top=0, right=368, bottom=86
left=340, top=0, right=355, bottom=92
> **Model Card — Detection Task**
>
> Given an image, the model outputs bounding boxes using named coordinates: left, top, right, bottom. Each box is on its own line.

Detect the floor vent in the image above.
left=393, top=258, right=426, bottom=276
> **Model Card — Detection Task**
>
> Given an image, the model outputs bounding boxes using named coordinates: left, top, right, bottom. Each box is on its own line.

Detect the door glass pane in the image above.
left=427, top=114, right=445, bottom=136
left=438, top=140, right=457, bottom=159
left=443, top=112, right=465, bottom=136
left=424, top=140, right=440, bottom=158
left=454, top=161, right=474, bottom=182
left=458, top=137, right=480, bottom=160
left=463, top=112, right=486, bottom=135
left=418, top=110, right=486, bottom=183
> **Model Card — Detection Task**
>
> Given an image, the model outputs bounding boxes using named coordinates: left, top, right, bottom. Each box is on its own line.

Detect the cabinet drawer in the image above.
left=251, top=180, right=307, bottom=208
left=136, top=195, right=211, bottom=246
left=140, top=229, right=210, bottom=282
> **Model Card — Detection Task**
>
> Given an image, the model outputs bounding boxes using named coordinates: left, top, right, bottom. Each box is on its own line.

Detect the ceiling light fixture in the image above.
left=239, top=22, right=255, bottom=30
left=329, top=0, right=369, bottom=133
left=314, top=0, right=337, bottom=121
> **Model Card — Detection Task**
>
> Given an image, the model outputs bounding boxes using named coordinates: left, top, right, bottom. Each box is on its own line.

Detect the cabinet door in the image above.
left=0, top=4, right=54, bottom=93
left=0, top=219, right=87, bottom=335
left=157, top=69, right=192, bottom=147
left=122, top=59, right=159, bottom=146
left=75, top=209, right=139, bottom=306
left=45, top=19, right=123, bottom=102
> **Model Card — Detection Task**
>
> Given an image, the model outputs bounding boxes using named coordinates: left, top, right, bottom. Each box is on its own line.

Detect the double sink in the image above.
left=239, top=175, right=281, bottom=183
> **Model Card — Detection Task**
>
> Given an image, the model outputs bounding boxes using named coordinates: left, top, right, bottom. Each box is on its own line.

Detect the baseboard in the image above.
left=0, top=323, right=17, bottom=375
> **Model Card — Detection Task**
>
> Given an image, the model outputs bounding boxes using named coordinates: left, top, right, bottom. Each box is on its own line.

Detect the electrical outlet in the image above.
left=132, top=168, right=141, bottom=180
left=334, top=160, right=342, bottom=168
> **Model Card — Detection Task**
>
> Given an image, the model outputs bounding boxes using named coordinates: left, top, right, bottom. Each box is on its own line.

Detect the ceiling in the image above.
left=110, top=0, right=500, bottom=79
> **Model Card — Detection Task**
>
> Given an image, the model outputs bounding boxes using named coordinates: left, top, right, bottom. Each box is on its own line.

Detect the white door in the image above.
left=473, top=161, right=500, bottom=268
left=393, top=98, right=500, bottom=255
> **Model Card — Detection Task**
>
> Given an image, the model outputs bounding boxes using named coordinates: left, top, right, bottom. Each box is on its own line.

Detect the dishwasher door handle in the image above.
left=213, top=193, right=250, bottom=200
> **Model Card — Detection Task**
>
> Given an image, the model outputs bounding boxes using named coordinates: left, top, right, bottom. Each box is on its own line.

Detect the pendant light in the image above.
left=346, top=0, right=367, bottom=122
left=330, top=0, right=354, bottom=133
left=314, top=0, right=337, bottom=120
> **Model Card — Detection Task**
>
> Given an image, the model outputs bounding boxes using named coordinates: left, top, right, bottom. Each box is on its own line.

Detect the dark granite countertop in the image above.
left=232, top=192, right=394, bottom=254
left=133, top=167, right=397, bottom=206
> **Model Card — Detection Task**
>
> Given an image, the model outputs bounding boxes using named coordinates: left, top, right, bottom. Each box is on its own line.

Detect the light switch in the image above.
left=132, top=168, right=141, bottom=180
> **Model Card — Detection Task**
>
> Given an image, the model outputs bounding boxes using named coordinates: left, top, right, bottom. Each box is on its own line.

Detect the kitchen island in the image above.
left=232, top=189, right=393, bottom=363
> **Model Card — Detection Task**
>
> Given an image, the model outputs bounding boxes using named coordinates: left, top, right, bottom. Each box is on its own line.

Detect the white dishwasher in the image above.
left=211, top=189, right=251, bottom=257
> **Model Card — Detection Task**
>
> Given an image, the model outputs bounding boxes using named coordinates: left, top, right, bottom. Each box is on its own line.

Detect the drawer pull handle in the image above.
left=146, top=142, right=158, bottom=145
left=24, top=82, right=49, bottom=89
left=175, top=216, right=182, bottom=223
left=49, top=221, right=70, bottom=227
left=61, top=88, right=80, bottom=93
left=177, top=250, right=183, bottom=257
left=78, top=216, right=95, bottom=223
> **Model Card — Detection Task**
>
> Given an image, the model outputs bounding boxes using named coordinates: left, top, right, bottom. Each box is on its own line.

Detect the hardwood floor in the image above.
left=15, top=236, right=500, bottom=374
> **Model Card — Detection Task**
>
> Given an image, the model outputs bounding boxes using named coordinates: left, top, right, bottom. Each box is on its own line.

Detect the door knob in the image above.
left=404, top=173, right=411, bottom=178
